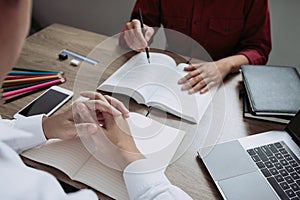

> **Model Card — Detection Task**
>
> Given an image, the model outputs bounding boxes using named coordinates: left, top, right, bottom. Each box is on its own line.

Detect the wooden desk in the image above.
left=0, top=24, right=285, bottom=200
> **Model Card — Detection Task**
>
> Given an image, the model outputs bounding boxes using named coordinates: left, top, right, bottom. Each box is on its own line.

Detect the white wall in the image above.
left=33, top=0, right=300, bottom=68
left=32, top=0, right=136, bottom=36
left=268, top=0, right=300, bottom=68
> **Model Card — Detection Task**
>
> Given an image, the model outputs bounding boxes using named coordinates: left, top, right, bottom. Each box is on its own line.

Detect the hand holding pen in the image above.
left=122, top=8, right=154, bottom=63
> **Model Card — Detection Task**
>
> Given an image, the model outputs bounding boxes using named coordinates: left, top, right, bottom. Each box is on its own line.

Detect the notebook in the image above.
left=198, top=110, right=300, bottom=200
left=243, top=91, right=291, bottom=124
left=241, top=65, right=300, bottom=116
left=98, top=52, right=217, bottom=123
left=22, top=112, right=185, bottom=200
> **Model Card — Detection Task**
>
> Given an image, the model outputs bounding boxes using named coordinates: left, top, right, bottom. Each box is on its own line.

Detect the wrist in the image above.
left=121, top=151, right=145, bottom=169
left=216, top=55, right=249, bottom=74
left=42, top=116, right=55, bottom=139
left=215, top=59, right=233, bottom=78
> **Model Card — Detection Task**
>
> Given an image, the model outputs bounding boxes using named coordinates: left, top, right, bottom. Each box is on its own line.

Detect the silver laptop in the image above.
left=198, top=111, right=300, bottom=200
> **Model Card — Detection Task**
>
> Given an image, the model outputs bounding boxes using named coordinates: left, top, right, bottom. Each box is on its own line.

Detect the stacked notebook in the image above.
left=241, top=65, right=300, bottom=124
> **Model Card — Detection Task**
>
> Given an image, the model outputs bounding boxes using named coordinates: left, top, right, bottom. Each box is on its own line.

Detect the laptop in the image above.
left=198, top=110, right=300, bottom=200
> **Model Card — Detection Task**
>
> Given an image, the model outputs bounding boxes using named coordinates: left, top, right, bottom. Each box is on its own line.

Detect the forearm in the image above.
left=216, top=54, right=249, bottom=74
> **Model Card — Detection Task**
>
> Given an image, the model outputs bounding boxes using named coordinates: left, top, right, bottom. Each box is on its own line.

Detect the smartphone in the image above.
left=14, top=86, right=73, bottom=118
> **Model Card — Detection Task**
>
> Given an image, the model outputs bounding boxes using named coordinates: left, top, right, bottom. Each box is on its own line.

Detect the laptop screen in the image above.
left=286, top=110, right=300, bottom=146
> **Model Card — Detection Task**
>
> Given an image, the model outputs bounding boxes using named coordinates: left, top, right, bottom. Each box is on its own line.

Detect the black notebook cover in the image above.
left=241, top=65, right=300, bottom=116
left=242, top=91, right=291, bottom=124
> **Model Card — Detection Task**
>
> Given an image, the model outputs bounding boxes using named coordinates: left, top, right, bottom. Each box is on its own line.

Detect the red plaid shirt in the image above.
left=130, top=0, right=271, bottom=64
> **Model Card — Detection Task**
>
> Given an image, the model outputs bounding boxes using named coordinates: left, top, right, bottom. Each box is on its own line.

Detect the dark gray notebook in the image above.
left=241, top=65, right=300, bottom=116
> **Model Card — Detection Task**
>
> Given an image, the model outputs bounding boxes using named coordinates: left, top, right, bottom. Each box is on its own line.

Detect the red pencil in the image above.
left=5, top=74, right=58, bottom=80
left=2, top=78, right=65, bottom=97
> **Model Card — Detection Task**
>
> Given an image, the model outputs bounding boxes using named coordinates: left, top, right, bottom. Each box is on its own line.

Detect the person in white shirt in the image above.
left=0, top=0, right=192, bottom=199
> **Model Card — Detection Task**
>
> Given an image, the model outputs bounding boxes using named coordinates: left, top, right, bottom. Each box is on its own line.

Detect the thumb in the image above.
left=144, top=26, right=154, bottom=42
left=102, top=112, right=115, bottom=129
left=75, top=123, right=98, bottom=136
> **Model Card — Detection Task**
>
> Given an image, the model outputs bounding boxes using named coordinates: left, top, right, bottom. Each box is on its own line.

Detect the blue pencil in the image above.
left=13, top=66, right=61, bottom=73
left=8, top=71, right=59, bottom=75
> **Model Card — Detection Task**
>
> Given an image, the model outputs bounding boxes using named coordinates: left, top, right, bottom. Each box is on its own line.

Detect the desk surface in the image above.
left=0, top=24, right=285, bottom=200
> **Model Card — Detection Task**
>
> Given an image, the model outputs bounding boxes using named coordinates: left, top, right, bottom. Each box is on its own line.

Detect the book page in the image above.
left=22, top=138, right=92, bottom=178
left=98, top=53, right=177, bottom=103
left=147, top=63, right=216, bottom=123
left=74, top=157, right=127, bottom=200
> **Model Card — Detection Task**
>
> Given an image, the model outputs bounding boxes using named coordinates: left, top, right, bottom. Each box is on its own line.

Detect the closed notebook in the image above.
left=241, top=65, right=300, bottom=116
left=242, top=91, right=291, bottom=124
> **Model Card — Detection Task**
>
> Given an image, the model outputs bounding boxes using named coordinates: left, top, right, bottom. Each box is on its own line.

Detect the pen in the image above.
left=137, top=8, right=150, bottom=64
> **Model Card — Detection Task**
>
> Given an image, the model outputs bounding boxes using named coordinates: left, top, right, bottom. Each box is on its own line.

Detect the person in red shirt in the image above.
left=121, top=0, right=271, bottom=94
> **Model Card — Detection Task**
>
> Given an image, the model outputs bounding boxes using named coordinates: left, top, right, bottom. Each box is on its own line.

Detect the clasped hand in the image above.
left=43, top=91, right=143, bottom=170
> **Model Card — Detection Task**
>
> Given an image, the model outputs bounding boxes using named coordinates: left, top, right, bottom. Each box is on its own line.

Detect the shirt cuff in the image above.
left=123, top=159, right=170, bottom=199
left=236, top=49, right=267, bottom=65
left=13, top=115, right=47, bottom=152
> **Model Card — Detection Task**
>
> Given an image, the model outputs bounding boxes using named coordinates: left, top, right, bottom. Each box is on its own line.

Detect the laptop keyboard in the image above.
left=247, top=141, right=300, bottom=200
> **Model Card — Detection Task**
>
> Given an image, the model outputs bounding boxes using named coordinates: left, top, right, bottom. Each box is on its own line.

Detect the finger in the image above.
left=178, top=67, right=202, bottom=84
left=80, top=91, right=108, bottom=103
left=131, top=19, right=148, bottom=49
left=200, top=81, right=216, bottom=94
left=183, top=65, right=196, bottom=71
left=75, top=103, right=98, bottom=123
left=83, top=100, right=122, bottom=116
left=181, top=74, right=204, bottom=90
left=104, top=95, right=130, bottom=118
left=101, top=111, right=115, bottom=130
left=189, top=77, right=211, bottom=94
left=124, top=28, right=143, bottom=51
left=75, top=123, right=98, bottom=136
left=144, top=26, right=154, bottom=42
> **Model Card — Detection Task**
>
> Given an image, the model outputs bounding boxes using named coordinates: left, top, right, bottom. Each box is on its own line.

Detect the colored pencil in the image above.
left=13, top=66, right=62, bottom=74
left=2, top=78, right=59, bottom=88
left=5, top=74, right=59, bottom=80
left=2, top=87, right=47, bottom=104
left=8, top=71, right=59, bottom=75
left=2, top=79, right=60, bottom=92
left=2, top=78, right=65, bottom=97
left=3, top=75, right=60, bottom=84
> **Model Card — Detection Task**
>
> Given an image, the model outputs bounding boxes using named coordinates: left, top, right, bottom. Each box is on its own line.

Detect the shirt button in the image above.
left=194, top=20, right=200, bottom=25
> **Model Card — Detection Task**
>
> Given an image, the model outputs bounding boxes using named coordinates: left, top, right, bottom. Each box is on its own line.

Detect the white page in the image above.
left=148, top=62, right=217, bottom=123
left=98, top=53, right=177, bottom=103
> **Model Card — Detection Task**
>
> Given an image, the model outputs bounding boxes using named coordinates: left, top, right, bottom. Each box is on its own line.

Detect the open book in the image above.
left=98, top=52, right=217, bottom=123
left=21, top=112, right=185, bottom=200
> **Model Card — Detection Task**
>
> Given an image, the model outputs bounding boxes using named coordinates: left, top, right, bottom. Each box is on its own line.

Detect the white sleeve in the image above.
left=123, top=159, right=193, bottom=200
left=0, top=115, right=47, bottom=152
left=0, top=141, right=98, bottom=200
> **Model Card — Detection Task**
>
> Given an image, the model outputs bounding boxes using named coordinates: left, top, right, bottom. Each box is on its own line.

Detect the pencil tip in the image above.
left=147, top=58, right=150, bottom=64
